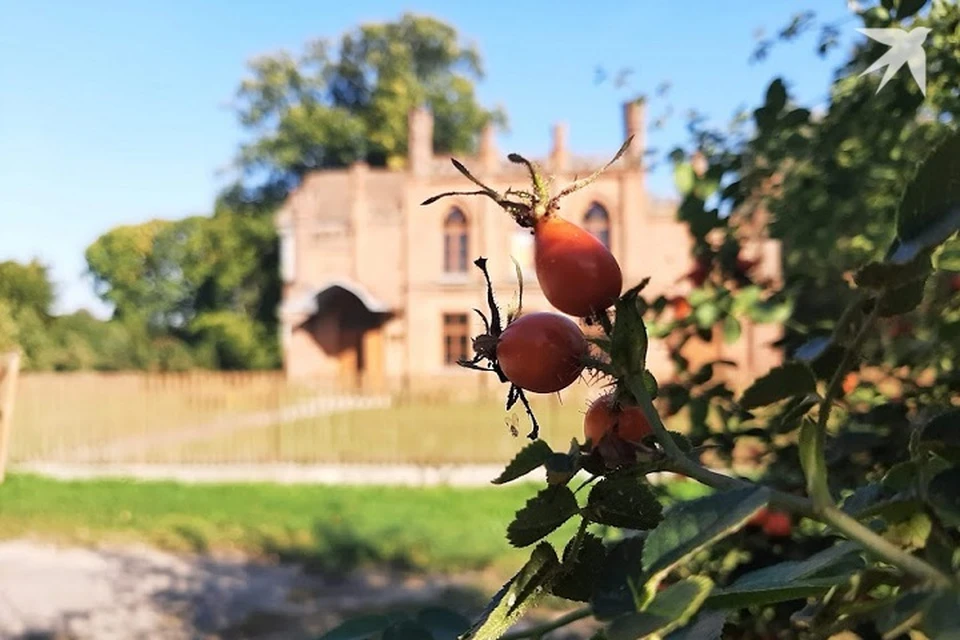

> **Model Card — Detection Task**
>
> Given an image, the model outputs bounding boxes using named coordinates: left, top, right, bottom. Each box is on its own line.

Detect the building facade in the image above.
left=275, top=101, right=782, bottom=394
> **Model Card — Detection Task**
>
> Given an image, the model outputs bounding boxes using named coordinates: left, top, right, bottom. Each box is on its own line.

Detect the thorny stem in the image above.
left=595, top=311, right=614, bottom=337
left=499, top=607, right=593, bottom=640
left=516, top=386, right=541, bottom=440
left=820, top=504, right=952, bottom=587
left=623, top=376, right=954, bottom=587
left=508, top=153, right=550, bottom=203
left=475, top=257, right=502, bottom=334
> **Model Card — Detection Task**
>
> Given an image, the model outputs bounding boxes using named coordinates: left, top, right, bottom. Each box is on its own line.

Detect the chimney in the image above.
left=478, top=121, right=498, bottom=172
left=622, top=98, right=646, bottom=169
left=408, top=106, right=434, bottom=176
left=550, top=122, right=568, bottom=173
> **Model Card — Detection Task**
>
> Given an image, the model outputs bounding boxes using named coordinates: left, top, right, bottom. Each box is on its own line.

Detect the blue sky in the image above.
left=0, top=0, right=860, bottom=317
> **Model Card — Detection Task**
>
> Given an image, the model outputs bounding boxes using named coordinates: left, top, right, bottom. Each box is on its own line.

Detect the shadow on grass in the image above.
left=3, top=519, right=492, bottom=640
left=264, top=524, right=414, bottom=575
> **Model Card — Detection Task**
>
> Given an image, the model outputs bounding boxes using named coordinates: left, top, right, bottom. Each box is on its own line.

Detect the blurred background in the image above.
left=0, top=1, right=957, bottom=638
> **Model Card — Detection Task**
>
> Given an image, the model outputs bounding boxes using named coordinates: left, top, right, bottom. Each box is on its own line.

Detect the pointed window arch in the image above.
left=443, top=208, right=469, bottom=273
left=584, top=202, right=611, bottom=249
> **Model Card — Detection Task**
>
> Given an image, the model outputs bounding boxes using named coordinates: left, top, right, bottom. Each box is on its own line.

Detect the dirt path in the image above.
left=66, top=394, right=392, bottom=462
left=13, top=462, right=513, bottom=486
left=0, top=540, right=489, bottom=640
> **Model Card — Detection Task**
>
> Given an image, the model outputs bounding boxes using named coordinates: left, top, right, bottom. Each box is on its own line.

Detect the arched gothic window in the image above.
left=584, top=202, right=610, bottom=249
left=443, top=208, right=469, bottom=273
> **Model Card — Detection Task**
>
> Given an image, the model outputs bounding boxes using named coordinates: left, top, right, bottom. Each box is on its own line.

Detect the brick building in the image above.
left=275, top=100, right=782, bottom=393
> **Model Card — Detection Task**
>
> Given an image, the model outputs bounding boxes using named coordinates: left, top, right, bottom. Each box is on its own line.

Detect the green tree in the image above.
left=84, top=213, right=280, bottom=370
left=232, top=12, right=506, bottom=185
left=0, top=259, right=54, bottom=318
left=0, top=260, right=56, bottom=368
left=84, top=219, right=177, bottom=327
left=0, top=300, right=19, bottom=353
left=189, top=310, right=277, bottom=370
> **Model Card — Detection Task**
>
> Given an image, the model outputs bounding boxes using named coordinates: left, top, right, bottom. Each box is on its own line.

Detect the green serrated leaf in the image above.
left=894, top=132, right=960, bottom=263
left=642, top=487, right=770, bottom=578
left=545, top=452, right=578, bottom=486
left=875, top=590, right=934, bottom=638
left=693, top=302, right=719, bottom=329
left=794, top=335, right=831, bottom=363
left=885, top=511, right=932, bottom=550
left=584, top=474, right=663, bottom=530
left=770, top=394, right=818, bottom=434
left=642, top=370, right=659, bottom=399
left=506, top=486, right=579, bottom=547
left=383, top=620, right=434, bottom=640
left=318, top=615, right=394, bottom=640
left=706, top=542, right=861, bottom=608
left=747, top=298, right=793, bottom=324
left=592, top=536, right=646, bottom=621
left=739, top=362, right=817, bottom=410
left=883, top=461, right=920, bottom=492
left=663, top=611, right=726, bottom=640
left=674, top=163, right=696, bottom=196
left=841, top=483, right=888, bottom=516
left=753, top=106, right=775, bottom=132
left=894, top=0, right=928, bottom=19
left=854, top=252, right=932, bottom=289
left=799, top=419, right=831, bottom=506
left=878, top=279, right=926, bottom=317
left=551, top=533, right=607, bottom=603
left=690, top=363, right=714, bottom=386
left=461, top=542, right=560, bottom=640
left=935, top=237, right=960, bottom=271
left=917, top=409, right=960, bottom=463
left=722, top=315, right=741, bottom=344
left=607, top=576, right=714, bottom=640
left=780, top=107, right=810, bottom=128
left=927, top=467, right=960, bottom=527
left=811, top=345, right=847, bottom=381
left=492, top=440, right=553, bottom=485
left=765, top=78, right=787, bottom=115
left=922, top=590, right=960, bottom=638
left=415, top=608, right=470, bottom=640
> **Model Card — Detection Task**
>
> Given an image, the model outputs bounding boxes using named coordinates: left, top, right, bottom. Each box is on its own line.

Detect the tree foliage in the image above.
left=232, top=12, right=506, bottom=184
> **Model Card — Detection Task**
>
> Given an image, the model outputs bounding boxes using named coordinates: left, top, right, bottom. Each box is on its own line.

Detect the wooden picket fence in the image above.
left=5, top=369, right=592, bottom=467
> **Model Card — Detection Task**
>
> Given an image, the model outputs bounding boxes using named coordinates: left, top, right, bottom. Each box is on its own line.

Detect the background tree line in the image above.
left=4, top=2, right=957, bottom=371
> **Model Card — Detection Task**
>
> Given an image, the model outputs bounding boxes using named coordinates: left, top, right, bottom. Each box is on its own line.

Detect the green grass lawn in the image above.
left=0, top=473, right=713, bottom=577
left=0, top=474, right=575, bottom=574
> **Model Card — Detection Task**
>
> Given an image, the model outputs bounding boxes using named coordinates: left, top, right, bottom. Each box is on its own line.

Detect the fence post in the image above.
left=0, top=351, right=23, bottom=484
